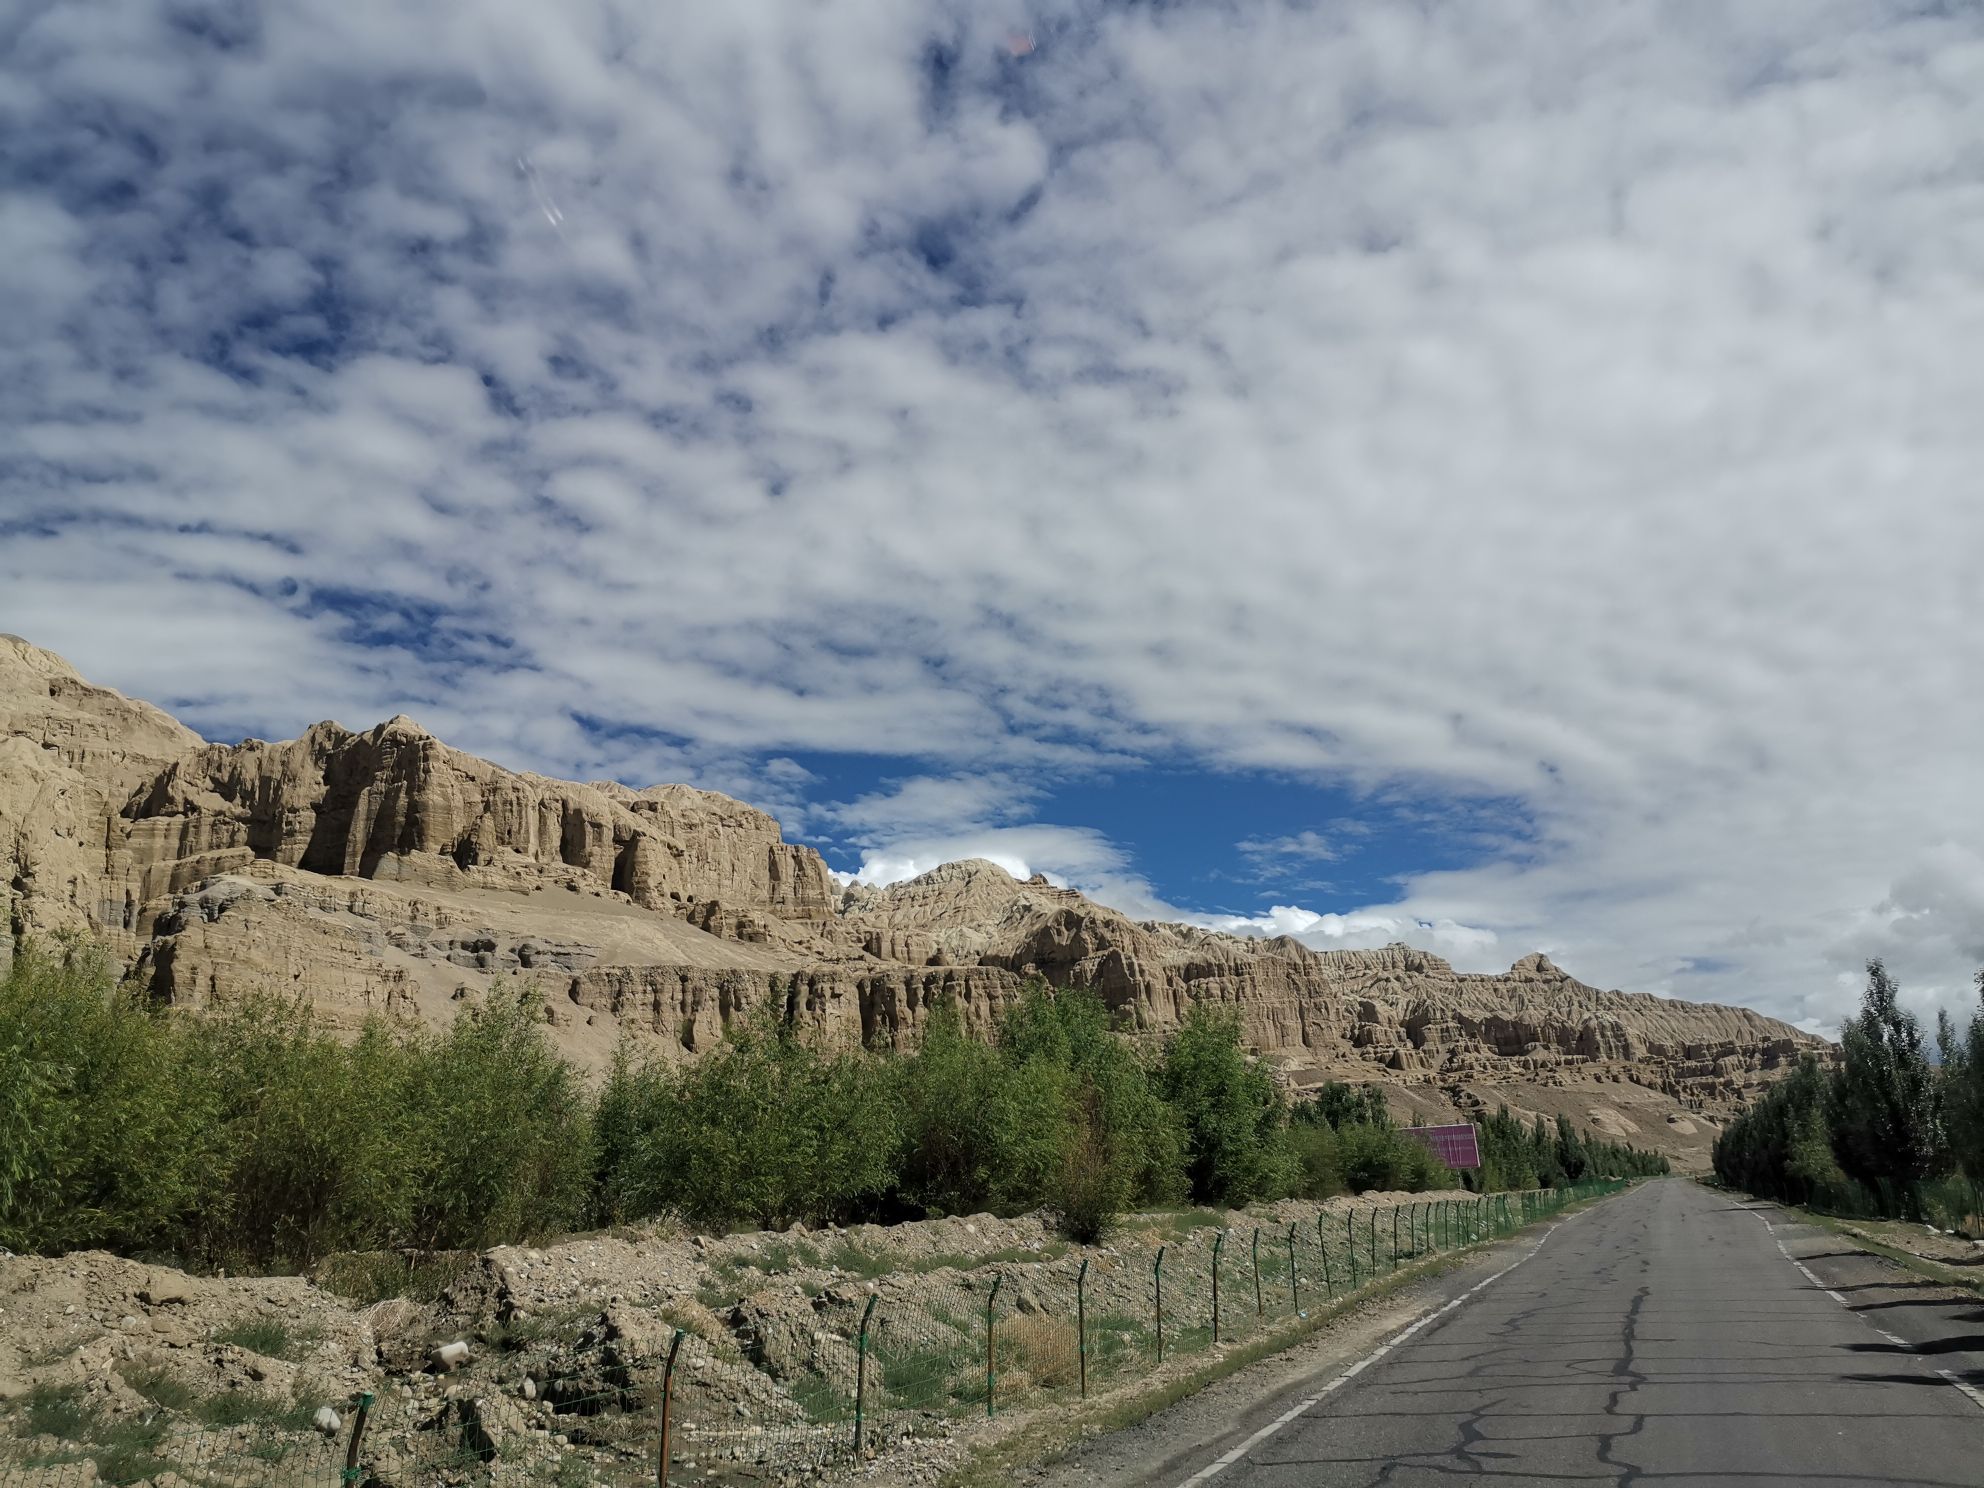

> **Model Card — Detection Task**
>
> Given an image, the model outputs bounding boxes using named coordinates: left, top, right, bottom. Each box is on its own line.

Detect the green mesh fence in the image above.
left=1785, top=1173, right=1984, bottom=1237
left=0, top=1183, right=1627, bottom=1488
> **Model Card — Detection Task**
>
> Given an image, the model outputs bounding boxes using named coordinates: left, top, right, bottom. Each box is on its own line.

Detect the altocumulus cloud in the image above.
left=4, top=1, right=1984, bottom=1034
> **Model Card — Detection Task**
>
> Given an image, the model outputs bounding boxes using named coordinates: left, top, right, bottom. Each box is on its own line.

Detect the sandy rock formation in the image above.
left=0, top=637, right=1825, bottom=1163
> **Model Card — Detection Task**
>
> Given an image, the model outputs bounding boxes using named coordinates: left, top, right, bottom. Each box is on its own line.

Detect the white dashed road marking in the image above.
left=1749, top=1204, right=1984, bottom=1418
left=1938, top=1371, right=1984, bottom=1412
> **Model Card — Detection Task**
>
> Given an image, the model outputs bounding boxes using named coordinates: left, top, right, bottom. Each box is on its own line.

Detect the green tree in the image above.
left=1554, top=1114, right=1589, bottom=1183
left=616, top=1010, right=902, bottom=1230
left=1940, top=972, right=1984, bottom=1184
left=997, top=981, right=1183, bottom=1207
left=1156, top=1004, right=1293, bottom=1206
left=0, top=939, right=222, bottom=1256
left=894, top=998, right=1014, bottom=1216
left=1831, top=959, right=1943, bottom=1207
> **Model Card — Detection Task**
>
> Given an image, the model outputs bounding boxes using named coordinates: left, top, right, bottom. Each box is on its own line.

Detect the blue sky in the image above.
left=5, top=1, right=1984, bottom=1033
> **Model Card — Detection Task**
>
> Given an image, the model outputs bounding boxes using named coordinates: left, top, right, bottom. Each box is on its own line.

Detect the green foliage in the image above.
left=893, top=983, right=1180, bottom=1237
left=893, top=997, right=1010, bottom=1215
left=605, top=1012, right=904, bottom=1230
left=1943, top=974, right=1984, bottom=1184
left=1052, top=1090, right=1121, bottom=1243
left=0, top=939, right=225, bottom=1256
left=3, top=935, right=1654, bottom=1271
left=1282, top=1121, right=1344, bottom=1198
left=1289, top=1082, right=1389, bottom=1130
left=1156, top=1004, right=1293, bottom=1207
left=997, top=981, right=1184, bottom=1206
left=0, top=941, right=592, bottom=1267
left=1716, top=960, right=1953, bottom=1217
left=1831, top=960, right=1943, bottom=1194
left=402, top=984, right=596, bottom=1250
left=1283, top=1085, right=1453, bottom=1195
left=1473, top=1106, right=1541, bottom=1191
left=1336, top=1124, right=1449, bottom=1192
left=213, top=1318, right=288, bottom=1357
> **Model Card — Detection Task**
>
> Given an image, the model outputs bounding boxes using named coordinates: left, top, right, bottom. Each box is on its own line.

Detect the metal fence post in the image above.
left=1077, top=1258, right=1090, bottom=1399
left=986, top=1274, right=1003, bottom=1417
left=341, top=1391, right=374, bottom=1488
left=853, top=1294, right=879, bottom=1455
left=1347, top=1211, right=1358, bottom=1289
left=1252, top=1228, right=1264, bottom=1318
left=1287, top=1223, right=1301, bottom=1315
left=1154, top=1246, right=1167, bottom=1364
left=1392, top=1206, right=1400, bottom=1267
left=1369, top=1207, right=1379, bottom=1274
left=1317, top=1214, right=1334, bottom=1296
left=657, top=1328, right=685, bottom=1488
left=1212, top=1231, right=1226, bottom=1343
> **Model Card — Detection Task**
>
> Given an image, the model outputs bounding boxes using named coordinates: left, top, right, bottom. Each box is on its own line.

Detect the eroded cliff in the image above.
left=1, top=636, right=1825, bottom=1163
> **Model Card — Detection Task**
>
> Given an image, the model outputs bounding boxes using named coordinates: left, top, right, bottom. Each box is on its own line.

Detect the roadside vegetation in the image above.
left=1714, top=958, right=1984, bottom=1225
left=1, top=935, right=1664, bottom=1273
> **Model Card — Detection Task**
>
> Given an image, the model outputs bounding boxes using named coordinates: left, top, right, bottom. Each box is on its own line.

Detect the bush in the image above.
left=1156, top=1004, right=1293, bottom=1207
left=399, top=984, right=595, bottom=1249
left=0, top=938, right=223, bottom=1256
left=6, top=932, right=1643, bottom=1270
left=1283, top=1121, right=1344, bottom=1199
left=607, top=1011, right=903, bottom=1230
left=0, top=941, right=593, bottom=1266
left=1052, top=1089, right=1125, bottom=1242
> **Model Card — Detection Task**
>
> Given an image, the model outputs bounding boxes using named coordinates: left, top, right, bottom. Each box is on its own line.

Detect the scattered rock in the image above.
left=457, top=1393, right=527, bottom=1462
left=140, top=1271, right=193, bottom=1306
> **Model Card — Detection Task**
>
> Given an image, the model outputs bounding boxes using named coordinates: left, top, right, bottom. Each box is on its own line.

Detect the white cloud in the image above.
left=846, top=824, right=1123, bottom=892
left=4, top=2, right=1984, bottom=1030
left=1235, top=830, right=1341, bottom=869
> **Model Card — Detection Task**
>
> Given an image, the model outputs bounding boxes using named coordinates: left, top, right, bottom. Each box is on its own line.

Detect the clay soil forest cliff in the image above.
left=0, top=634, right=1822, bottom=1169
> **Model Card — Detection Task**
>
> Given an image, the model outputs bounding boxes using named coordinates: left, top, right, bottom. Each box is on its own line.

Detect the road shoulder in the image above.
left=961, top=1228, right=1553, bottom=1488
left=1744, top=1199, right=1984, bottom=1403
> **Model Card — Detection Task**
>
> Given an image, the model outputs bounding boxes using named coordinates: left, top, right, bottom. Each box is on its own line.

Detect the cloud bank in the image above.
left=5, top=1, right=1984, bottom=1034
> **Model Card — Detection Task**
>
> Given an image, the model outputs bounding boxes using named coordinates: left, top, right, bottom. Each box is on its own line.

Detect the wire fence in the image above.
left=1765, top=1173, right=1984, bottom=1238
left=0, top=1181, right=1628, bottom=1488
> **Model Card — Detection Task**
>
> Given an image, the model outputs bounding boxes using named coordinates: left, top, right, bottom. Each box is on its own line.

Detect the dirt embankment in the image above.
left=1, top=1188, right=1484, bottom=1485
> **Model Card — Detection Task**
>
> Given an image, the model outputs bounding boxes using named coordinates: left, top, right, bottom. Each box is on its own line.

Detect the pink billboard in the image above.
left=1400, top=1123, right=1482, bottom=1170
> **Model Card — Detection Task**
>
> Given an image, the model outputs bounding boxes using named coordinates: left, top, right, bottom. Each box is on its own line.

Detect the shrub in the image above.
left=608, top=1012, right=903, bottom=1229
left=1156, top=1004, right=1293, bottom=1207
left=399, top=983, right=595, bottom=1249
left=1052, top=1089, right=1125, bottom=1242
left=0, top=938, right=223, bottom=1256
left=1283, top=1122, right=1344, bottom=1199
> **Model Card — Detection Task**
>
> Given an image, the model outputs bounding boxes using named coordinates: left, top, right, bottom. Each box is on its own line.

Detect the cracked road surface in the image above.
left=1185, top=1179, right=1984, bottom=1487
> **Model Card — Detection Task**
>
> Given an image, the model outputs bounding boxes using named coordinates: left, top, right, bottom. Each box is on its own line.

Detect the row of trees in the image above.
left=2, top=936, right=1658, bottom=1272
left=1713, top=959, right=1984, bottom=1218
left=1472, top=1104, right=1671, bottom=1192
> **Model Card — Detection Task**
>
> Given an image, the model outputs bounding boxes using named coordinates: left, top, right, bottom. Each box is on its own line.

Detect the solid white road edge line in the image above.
left=1752, top=1204, right=1984, bottom=1417
left=1168, top=1223, right=1563, bottom=1487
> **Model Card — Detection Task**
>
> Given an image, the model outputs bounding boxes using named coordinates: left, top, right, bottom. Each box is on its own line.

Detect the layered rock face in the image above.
left=1, top=637, right=1825, bottom=1163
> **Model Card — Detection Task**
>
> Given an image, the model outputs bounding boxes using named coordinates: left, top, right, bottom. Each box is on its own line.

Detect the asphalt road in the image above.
left=1182, top=1178, right=1984, bottom=1487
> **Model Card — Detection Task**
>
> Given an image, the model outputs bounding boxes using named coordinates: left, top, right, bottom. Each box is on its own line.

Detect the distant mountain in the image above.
left=0, top=635, right=1823, bottom=1166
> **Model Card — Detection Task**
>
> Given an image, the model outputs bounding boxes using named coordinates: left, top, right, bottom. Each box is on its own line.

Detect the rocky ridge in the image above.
left=0, top=636, right=1825, bottom=1161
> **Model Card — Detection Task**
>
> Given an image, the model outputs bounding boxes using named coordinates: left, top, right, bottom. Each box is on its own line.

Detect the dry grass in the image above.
left=998, top=1314, right=1079, bottom=1390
